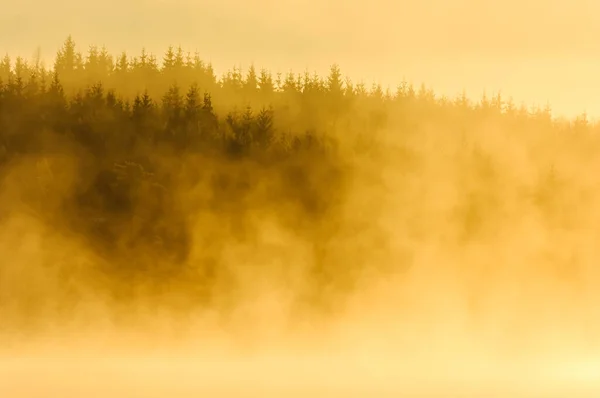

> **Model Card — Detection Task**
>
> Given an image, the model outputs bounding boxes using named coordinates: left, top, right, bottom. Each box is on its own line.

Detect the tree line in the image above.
left=0, top=35, right=595, bottom=312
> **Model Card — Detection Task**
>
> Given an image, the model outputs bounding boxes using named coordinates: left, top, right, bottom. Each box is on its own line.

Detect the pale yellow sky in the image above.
left=2, top=0, right=600, bottom=117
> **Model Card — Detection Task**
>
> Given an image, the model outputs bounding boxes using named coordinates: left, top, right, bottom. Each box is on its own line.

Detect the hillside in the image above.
left=1, top=37, right=599, bottom=354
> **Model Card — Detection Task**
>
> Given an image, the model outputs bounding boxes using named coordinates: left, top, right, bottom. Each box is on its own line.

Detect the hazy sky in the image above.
left=2, top=0, right=600, bottom=117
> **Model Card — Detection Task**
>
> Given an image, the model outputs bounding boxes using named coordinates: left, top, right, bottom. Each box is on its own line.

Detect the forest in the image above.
left=1, top=36, right=599, bottom=333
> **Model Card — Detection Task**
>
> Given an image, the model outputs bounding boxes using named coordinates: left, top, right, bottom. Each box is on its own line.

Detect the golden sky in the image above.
left=2, top=0, right=600, bottom=117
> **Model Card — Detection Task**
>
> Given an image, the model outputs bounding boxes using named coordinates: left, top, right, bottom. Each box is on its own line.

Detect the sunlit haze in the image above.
left=3, top=0, right=600, bottom=117
left=2, top=1, right=600, bottom=397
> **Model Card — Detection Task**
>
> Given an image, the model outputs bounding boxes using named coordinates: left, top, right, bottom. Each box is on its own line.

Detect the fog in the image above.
left=2, top=112, right=600, bottom=396
left=2, top=2, right=600, bottom=397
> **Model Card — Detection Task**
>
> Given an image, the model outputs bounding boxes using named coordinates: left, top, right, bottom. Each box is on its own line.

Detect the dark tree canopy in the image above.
left=0, top=36, right=596, bottom=326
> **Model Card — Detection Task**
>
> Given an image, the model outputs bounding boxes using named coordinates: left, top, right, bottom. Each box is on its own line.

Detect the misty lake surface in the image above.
left=1, top=353, right=600, bottom=397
